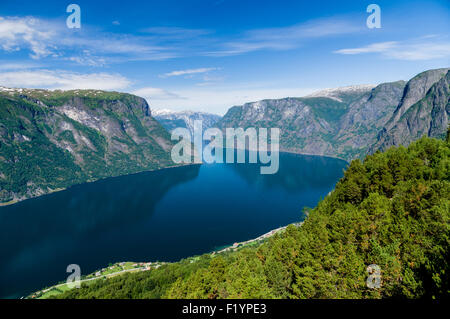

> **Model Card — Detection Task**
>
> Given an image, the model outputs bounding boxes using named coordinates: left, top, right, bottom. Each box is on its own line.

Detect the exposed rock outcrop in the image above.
left=0, top=89, right=176, bottom=203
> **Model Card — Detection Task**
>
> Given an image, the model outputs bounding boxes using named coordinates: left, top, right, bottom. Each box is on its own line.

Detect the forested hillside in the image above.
left=0, top=88, right=175, bottom=204
left=54, top=130, right=450, bottom=299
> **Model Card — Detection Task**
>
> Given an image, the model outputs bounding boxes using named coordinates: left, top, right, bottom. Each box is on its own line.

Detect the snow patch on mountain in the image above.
left=153, top=109, right=222, bottom=138
left=306, top=85, right=376, bottom=102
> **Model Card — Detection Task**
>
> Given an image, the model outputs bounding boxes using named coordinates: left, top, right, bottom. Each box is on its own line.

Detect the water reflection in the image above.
left=229, top=152, right=347, bottom=192
left=0, top=152, right=346, bottom=298
left=0, top=165, right=200, bottom=298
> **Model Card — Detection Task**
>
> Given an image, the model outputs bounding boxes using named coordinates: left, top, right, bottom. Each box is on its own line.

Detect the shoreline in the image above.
left=29, top=261, right=167, bottom=299
left=0, top=149, right=346, bottom=208
left=28, top=221, right=305, bottom=299
left=279, top=148, right=350, bottom=163
left=0, top=162, right=199, bottom=208
left=213, top=222, right=303, bottom=254
left=226, top=144, right=350, bottom=163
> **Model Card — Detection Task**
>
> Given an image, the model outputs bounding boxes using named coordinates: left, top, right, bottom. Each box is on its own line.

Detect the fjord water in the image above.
left=0, top=152, right=347, bottom=298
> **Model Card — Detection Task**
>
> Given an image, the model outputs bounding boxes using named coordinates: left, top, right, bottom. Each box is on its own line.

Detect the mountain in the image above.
left=153, top=109, right=221, bottom=138
left=217, top=68, right=449, bottom=161
left=370, top=68, right=450, bottom=152
left=217, top=82, right=406, bottom=160
left=0, top=88, right=176, bottom=204
left=2, top=68, right=447, bottom=204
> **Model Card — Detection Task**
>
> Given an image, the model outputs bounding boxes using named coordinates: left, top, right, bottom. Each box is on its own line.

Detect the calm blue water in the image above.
left=0, top=152, right=347, bottom=298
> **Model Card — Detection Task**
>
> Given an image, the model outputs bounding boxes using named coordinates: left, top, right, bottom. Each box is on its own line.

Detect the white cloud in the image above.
left=132, top=87, right=185, bottom=100
left=0, top=16, right=182, bottom=65
left=334, top=41, right=398, bottom=55
left=0, top=16, right=55, bottom=59
left=334, top=38, right=450, bottom=61
left=65, top=55, right=107, bottom=67
left=206, top=18, right=362, bottom=56
left=387, top=43, right=450, bottom=60
left=141, top=27, right=212, bottom=39
left=0, top=15, right=364, bottom=64
left=0, top=61, right=42, bottom=70
left=0, top=70, right=131, bottom=90
left=159, top=67, right=219, bottom=78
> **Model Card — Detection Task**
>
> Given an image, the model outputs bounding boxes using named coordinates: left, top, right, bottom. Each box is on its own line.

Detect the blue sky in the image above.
left=0, top=0, right=449, bottom=114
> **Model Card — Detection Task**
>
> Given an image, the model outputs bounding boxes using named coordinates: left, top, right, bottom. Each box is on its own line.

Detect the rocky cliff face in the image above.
left=153, top=109, right=221, bottom=138
left=217, top=68, right=449, bottom=161
left=0, top=88, right=175, bottom=203
left=217, top=82, right=406, bottom=160
left=335, top=81, right=406, bottom=158
left=370, top=69, right=450, bottom=152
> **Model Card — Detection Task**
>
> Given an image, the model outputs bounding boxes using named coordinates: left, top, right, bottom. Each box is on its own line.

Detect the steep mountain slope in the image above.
left=0, top=88, right=175, bottom=204
left=333, top=81, right=406, bottom=159
left=217, top=83, right=405, bottom=160
left=153, top=109, right=221, bottom=138
left=217, top=68, right=449, bottom=160
left=371, top=69, right=450, bottom=152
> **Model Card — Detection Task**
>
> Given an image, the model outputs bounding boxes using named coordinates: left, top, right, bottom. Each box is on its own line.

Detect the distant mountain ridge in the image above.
left=153, top=109, right=221, bottom=138
left=217, top=68, right=449, bottom=161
